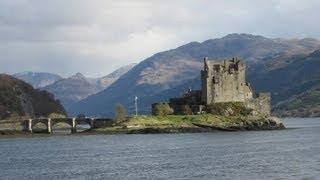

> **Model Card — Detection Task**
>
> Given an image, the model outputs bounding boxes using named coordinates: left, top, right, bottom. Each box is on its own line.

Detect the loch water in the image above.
left=0, top=118, right=319, bottom=180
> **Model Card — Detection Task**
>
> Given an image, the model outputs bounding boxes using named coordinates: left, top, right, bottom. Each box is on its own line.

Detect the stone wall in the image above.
left=245, top=92, right=271, bottom=116
left=166, top=90, right=203, bottom=114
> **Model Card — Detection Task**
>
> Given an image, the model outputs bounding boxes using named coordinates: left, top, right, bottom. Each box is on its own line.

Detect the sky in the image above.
left=1, top=0, right=320, bottom=77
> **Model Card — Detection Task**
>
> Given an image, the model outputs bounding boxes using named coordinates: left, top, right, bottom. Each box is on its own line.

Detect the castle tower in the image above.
left=201, top=58, right=253, bottom=104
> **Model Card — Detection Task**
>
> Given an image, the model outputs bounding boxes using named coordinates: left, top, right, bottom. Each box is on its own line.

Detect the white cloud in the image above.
left=0, top=0, right=320, bottom=77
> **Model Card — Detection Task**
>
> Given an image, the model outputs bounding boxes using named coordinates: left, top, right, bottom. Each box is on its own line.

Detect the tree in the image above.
left=48, top=113, right=66, bottom=119
left=115, top=104, right=126, bottom=122
left=152, top=103, right=174, bottom=116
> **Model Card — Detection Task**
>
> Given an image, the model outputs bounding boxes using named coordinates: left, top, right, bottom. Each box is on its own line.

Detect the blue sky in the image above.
left=1, top=0, right=320, bottom=77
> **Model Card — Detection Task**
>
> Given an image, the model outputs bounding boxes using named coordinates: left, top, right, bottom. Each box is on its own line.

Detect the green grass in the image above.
left=124, top=115, right=197, bottom=127
left=97, top=114, right=263, bottom=130
left=91, top=113, right=273, bottom=134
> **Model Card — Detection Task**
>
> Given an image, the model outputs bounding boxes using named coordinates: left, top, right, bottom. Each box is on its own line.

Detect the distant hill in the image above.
left=42, top=64, right=136, bottom=110
left=13, top=72, right=62, bottom=88
left=69, top=34, right=320, bottom=116
left=42, top=73, right=98, bottom=109
left=0, top=74, right=65, bottom=119
left=273, top=86, right=320, bottom=117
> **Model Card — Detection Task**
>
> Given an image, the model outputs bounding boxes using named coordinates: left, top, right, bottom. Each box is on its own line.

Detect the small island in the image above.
left=89, top=58, right=285, bottom=134
left=91, top=111, right=284, bottom=135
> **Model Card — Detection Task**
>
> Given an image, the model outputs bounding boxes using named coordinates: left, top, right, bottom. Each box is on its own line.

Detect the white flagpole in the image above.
left=135, top=96, right=138, bottom=116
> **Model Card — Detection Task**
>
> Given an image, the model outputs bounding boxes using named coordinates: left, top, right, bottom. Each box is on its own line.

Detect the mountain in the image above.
left=42, top=64, right=136, bottom=110
left=248, top=50, right=320, bottom=102
left=0, top=74, right=65, bottom=119
left=249, top=50, right=320, bottom=117
left=13, top=72, right=62, bottom=88
left=42, top=73, right=98, bottom=109
left=69, top=34, right=320, bottom=116
left=88, top=63, right=136, bottom=91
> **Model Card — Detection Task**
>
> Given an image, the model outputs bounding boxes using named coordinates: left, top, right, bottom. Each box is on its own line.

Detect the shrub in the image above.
left=206, top=102, right=252, bottom=116
left=115, top=104, right=126, bottom=122
left=48, top=113, right=66, bottom=119
left=152, top=103, right=174, bottom=116
left=7, top=112, right=21, bottom=120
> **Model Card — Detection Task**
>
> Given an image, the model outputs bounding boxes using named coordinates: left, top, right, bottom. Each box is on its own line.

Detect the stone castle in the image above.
left=201, top=57, right=253, bottom=104
left=155, top=57, right=271, bottom=116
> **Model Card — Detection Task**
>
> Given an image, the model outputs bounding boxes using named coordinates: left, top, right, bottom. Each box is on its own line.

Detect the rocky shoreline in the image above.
left=88, top=116, right=285, bottom=135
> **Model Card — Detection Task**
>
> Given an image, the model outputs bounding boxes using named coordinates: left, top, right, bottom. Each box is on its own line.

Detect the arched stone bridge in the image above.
left=23, top=118, right=113, bottom=133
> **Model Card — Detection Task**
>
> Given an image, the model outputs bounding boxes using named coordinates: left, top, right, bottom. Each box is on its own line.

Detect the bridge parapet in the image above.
left=36, top=118, right=112, bottom=133
left=0, top=117, right=114, bottom=133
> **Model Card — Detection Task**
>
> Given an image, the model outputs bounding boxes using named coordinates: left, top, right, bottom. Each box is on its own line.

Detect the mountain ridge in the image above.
left=41, top=64, right=136, bottom=110
left=13, top=72, right=62, bottom=88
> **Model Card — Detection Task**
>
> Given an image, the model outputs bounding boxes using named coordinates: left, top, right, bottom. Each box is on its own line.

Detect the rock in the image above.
left=192, top=123, right=238, bottom=131
left=239, top=116, right=285, bottom=130
left=268, top=116, right=282, bottom=125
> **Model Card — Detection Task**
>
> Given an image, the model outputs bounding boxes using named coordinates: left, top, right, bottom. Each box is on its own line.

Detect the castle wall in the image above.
left=167, top=90, right=203, bottom=114
left=202, top=58, right=252, bottom=104
left=245, top=92, right=271, bottom=116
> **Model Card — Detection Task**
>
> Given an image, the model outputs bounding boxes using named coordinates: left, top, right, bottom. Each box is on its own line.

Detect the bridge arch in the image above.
left=31, top=119, right=49, bottom=133
left=51, top=118, right=73, bottom=127
left=74, top=118, right=94, bottom=132
left=50, top=118, right=73, bottom=133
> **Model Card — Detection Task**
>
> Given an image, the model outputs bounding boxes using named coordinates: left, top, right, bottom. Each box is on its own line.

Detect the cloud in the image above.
left=0, top=0, right=320, bottom=77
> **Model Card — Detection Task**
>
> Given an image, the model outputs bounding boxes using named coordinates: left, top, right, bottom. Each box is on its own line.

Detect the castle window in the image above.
left=212, top=77, right=219, bottom=84
left=214, top=65, right=220, bottom=72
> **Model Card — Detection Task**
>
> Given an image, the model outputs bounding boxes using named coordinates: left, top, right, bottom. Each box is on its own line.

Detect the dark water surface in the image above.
left=0, top=118, right=319, bottom=180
